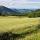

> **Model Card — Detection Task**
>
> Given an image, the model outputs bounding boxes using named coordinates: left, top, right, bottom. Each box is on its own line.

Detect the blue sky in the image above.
left=0, top=0, right=40, bottom=9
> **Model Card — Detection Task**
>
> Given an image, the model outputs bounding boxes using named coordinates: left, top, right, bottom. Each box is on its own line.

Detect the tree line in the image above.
left=0, top=9, right=40, bottom=18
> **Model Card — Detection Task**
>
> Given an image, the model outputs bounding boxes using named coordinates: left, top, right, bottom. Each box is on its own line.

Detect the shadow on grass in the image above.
left=0, top=24, right=40, bottom=40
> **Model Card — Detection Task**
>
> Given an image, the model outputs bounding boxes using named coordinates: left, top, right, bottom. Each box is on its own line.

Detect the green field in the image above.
left=0, top=16, right=40, bottom=40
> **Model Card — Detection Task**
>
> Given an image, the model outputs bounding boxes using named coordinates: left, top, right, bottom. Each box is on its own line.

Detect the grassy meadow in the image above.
left=0, top=16, right=40, bottom=40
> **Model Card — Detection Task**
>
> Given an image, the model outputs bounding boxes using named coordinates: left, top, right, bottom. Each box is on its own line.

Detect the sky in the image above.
left=0, top=0, right=40, bottom=9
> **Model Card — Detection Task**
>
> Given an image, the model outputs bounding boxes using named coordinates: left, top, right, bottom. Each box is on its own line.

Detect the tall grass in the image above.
left=0, top=17, right=40, bottom=40
left=0, top=24, right=40, bottom=40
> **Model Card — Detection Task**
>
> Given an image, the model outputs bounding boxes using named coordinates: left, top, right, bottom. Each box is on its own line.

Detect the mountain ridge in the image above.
left=0, top=6, right=40, bottom=17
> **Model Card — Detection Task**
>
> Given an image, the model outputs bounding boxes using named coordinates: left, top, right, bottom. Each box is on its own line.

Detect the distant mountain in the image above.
left=0, top=6, right=14, bottom=12
left=0, top=6, right=32, bottom=16
left=0, top=6, right=33, bottom=14
left=0, top=6, right=18, bottom=16
left=0, top=6, right=40, bottom=17
left=11, top=8, right=32, bottom=13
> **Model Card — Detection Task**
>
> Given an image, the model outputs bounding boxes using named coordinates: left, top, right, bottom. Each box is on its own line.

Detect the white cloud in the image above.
left=0, top=0, right=40, bottom=8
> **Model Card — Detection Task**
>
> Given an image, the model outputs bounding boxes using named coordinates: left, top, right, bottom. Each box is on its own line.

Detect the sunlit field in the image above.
left=0, top=16, right=40, bottom=40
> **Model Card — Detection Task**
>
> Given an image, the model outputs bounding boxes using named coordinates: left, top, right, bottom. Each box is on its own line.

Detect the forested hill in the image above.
left=0, top=6, right=40, bottom=17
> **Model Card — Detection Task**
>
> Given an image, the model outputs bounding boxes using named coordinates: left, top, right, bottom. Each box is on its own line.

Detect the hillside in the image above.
left=0, top=6, right=40, bottom=17
left=0, top=6, right=17, bottom=16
